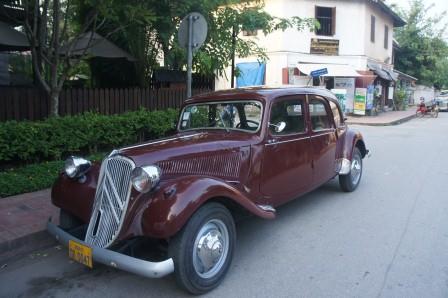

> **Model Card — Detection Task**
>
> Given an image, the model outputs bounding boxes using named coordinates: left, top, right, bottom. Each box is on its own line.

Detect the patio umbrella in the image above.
left=0, top=21, right=29, bottom=51
left=61, top=31, right=136, bottom=61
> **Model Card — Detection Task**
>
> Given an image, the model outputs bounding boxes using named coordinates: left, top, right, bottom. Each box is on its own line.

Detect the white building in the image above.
left=216, top=0, right=406, bottom=113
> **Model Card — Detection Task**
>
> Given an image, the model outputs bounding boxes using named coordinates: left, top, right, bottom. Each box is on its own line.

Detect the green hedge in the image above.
left=0, top=152, right=107, bottom=198
left=0, top=108, right=179, bottom=164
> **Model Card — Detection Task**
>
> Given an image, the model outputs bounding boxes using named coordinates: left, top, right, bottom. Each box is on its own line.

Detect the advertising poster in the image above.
left=354, top=88, right=367, bottom=115
left=366, top=85, right=374, bottom=110
left=331, top=89, right=347, bottom=112
left=334, top=78, right=355, bottom=113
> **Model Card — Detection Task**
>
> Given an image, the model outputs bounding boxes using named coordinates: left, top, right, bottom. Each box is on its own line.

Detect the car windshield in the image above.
left=179, top=101, right=262, bottom=132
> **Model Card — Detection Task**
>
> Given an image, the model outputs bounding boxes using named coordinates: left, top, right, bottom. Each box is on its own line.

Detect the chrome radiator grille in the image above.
left=85, top=155, right=135, bottom=248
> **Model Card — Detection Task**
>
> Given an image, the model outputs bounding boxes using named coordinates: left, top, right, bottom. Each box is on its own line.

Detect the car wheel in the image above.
left=339, top=148, right=363, bottom=192
left=169, top=202, right=236, bottom=294
left=59, top=209, right=82, bottom=230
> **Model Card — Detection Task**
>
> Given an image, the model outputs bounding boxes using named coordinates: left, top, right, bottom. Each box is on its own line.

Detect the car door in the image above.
left=308, top=95, right=338, bottom=186
left=260, top=95, right=313, bottom=205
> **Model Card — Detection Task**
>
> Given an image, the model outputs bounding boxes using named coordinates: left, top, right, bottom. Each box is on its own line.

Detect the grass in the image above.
left=0, top=152, right=106, bottom=198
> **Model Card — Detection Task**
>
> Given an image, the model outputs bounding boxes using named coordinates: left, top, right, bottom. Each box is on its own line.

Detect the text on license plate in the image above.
left=68, top=240, right=93, bottom=268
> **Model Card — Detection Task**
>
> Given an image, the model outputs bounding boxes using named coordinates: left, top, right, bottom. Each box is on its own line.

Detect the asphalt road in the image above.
left=1, top=113, right=448, bottom=298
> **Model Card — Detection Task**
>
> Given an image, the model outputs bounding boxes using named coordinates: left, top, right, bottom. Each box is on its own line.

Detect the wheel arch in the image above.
left=120, top=176, right=275, bottom=240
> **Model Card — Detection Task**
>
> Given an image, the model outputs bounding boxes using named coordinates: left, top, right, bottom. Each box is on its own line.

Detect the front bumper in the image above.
left=47, top=221, right=174, bottom=278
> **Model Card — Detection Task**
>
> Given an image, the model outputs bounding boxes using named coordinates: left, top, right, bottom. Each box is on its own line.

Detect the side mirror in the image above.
left=269, top=121, right=286, bottom=133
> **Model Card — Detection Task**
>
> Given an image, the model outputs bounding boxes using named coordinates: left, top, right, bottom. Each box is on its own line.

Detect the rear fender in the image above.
left=336, top=129, right=368, bottom=175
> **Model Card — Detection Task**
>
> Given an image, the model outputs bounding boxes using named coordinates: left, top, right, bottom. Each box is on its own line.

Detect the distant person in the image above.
left=419, top=97, right=425, bottom=108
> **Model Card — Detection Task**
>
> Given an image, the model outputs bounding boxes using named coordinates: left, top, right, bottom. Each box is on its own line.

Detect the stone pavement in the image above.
left=345, top=109, right=416, bottom=126
left=0, top=189, right=58, bottom=262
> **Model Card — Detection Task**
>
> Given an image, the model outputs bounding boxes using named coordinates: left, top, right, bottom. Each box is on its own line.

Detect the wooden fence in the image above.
left=0, top=87, right=213, bottom=121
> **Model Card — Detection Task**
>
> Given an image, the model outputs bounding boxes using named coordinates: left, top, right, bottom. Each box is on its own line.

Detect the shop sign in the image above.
left=334, top=78, right=355, bottom=113
left=354, top=88, right=367, bottom=115
left=366, top=85, right=375, bottom=110
left=310, top=68, right=328, bottom=77
left=310, top=38, right=339, bottom=55
left=331, top=89, right=347, bottom=112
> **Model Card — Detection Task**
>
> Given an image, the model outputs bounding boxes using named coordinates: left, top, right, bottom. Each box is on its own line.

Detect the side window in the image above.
left=309, top=97, right=332, bottom=131
left=329, top=101, right=343, bottom=127
left=270, top=98, right=306, bottom=135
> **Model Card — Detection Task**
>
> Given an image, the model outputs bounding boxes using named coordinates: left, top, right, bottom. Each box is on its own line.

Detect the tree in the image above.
left=394, top=0, right=448, bottom=88
left=18, top=0, right=154, bottom=116
left=86, top=0, right=316, bottom=85
left=150, top=0, right=316, bottom=77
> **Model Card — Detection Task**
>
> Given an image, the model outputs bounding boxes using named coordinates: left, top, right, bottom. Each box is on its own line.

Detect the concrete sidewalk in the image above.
left=345, top=109, right=416, bottom=126
left=0, top=189, right=58, bottom=261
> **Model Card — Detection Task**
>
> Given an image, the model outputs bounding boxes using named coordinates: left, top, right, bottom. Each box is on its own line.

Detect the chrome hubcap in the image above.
left=350, top=157, right=362, bottom=185
left=193, top=219, right=229, bottom=278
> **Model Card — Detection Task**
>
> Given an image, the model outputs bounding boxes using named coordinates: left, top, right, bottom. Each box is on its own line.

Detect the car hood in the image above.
left=117, top=131, right=257, bottom=180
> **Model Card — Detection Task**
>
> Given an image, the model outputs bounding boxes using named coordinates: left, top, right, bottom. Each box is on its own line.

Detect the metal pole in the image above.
left=187, top=15, right=193, bottom=99
left=230, top=25, right=236, bottom=88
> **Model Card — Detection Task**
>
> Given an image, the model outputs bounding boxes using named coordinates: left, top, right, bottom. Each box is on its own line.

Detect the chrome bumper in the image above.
left=47, top=221, right=174, bottom=278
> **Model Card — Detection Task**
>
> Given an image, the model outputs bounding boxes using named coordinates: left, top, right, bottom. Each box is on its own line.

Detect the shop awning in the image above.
left=61, top=31, right=136, bottom=61
left=0, top=21, right=29, bottom=51
left=297, top=63, right=361, bottom=77
left=367, top=62, right=397, bottom=81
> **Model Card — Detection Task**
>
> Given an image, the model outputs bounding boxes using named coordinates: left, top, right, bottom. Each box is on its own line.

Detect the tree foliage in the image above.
left=394, top=0, right=448, bottom=88
left=81, top=0, right=316, bottom=84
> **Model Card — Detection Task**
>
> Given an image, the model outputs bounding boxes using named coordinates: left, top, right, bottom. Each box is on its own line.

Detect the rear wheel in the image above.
left=169, top=202, right=236, bottom=294
left=339, top=148, right=363, bottom=192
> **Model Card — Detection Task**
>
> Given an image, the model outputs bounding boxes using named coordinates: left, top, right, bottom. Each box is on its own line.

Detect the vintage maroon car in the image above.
left=47, top=86, right=368, bottom=294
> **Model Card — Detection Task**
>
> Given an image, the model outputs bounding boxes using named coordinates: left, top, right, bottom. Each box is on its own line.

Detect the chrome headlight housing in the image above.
left=64, top=156, right=92, bottom=178
left=130, top=165, right=161, bottom=193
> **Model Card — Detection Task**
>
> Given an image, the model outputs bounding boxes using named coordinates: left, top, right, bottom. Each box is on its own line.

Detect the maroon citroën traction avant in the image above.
left=47, top=86, right=369, bottom=294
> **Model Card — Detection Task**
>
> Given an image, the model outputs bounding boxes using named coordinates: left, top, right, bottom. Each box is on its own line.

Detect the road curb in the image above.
left=346, top=114, right=416, bottom=126
left=0, top=229, right=56, bottom=263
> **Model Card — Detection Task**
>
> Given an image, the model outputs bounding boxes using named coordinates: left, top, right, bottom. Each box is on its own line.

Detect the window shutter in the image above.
left=331, top=7, right=336, bottom=35
left=370, top=15, right=376, bottom=42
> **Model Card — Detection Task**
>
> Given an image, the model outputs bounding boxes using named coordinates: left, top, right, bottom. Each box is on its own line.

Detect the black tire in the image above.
left=339, top=148, right=363, bottom=192
left=169, top=202, right=236, bottom=295
left=59, top=209, right=82, bottom=230
left=416, top=110, right=423, bottom=118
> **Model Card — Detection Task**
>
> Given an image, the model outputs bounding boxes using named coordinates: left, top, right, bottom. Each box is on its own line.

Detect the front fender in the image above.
left=119, top=176, right=275, bottom=239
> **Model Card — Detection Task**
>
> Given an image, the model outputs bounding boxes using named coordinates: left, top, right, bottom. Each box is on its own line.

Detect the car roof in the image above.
left=186, top=86, right=339, bottom=105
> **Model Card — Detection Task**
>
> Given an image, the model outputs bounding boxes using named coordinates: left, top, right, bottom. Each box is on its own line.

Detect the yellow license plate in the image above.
left=69, top=240, right=93, bottom=268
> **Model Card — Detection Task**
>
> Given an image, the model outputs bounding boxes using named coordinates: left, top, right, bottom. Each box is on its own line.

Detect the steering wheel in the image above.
left=236, top=119, right=259, bottom=129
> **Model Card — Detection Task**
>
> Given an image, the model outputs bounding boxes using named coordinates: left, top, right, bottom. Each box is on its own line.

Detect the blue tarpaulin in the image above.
left=236, top=62, right=265, bottom=87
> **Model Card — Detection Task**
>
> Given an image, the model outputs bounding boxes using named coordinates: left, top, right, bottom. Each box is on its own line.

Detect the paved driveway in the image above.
left=1, top=113, right=448, bottom=298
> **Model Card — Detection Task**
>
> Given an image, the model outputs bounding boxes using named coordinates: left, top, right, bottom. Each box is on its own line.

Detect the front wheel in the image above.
left=431, top=109, right=439, bottom=118
left=339, top=148, right=363, bottom=192
left=416, top=110, right=424, bottom=118
left=169, top=202, right=236, bottom=294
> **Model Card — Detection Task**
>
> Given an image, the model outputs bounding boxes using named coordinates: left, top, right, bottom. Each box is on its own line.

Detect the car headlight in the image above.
left=64, top=156, right=92, bottom=178
left=130, top=165, right=161, bottom=193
